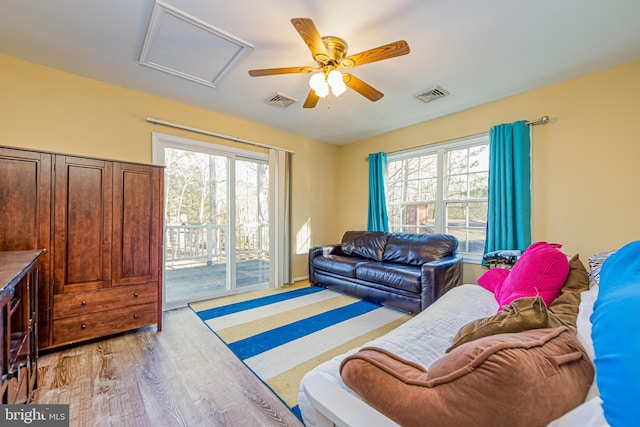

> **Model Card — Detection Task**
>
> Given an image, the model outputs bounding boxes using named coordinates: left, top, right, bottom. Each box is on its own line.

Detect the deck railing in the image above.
left=165, top=223, right=269, bottom=266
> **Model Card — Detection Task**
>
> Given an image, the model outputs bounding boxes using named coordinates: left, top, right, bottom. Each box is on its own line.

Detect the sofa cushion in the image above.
left=340, top=327, right=594, bottom=427
left=341, top=231, right=389, bottom=261
left=355, top=263, right=421, bottom=294
left=311, top=255, right=369, bottom=278
left=382, top=233, right=458, bottom=266
left=494, top=241, right=569, bottom=308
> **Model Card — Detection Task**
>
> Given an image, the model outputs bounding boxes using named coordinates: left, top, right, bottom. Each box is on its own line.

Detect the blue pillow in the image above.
left=591, top=240, right=640, bottom=426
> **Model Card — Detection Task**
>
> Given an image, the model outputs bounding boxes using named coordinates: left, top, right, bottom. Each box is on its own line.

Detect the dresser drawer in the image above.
left=53, top=283, right=158, bottom=319
left=52, top=302, right=157, bottom=346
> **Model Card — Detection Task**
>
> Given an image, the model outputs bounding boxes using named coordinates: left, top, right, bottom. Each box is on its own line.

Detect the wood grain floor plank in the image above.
left=32, top=307, right=304, bottom=427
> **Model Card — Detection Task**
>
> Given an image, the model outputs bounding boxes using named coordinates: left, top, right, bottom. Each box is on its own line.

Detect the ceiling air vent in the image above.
left=139, top=1, right=254, bottom=88
left=265, top=92, right=297, bottom=108
left=415, top=85, right=450, bottom=103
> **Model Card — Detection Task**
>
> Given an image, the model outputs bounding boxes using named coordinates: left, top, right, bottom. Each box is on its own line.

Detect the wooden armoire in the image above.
left=0, top=146, right=163, bottom=350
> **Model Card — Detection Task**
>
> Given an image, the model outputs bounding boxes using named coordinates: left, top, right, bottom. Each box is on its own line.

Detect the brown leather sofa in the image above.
left=309, top=231, right=463, bottom=314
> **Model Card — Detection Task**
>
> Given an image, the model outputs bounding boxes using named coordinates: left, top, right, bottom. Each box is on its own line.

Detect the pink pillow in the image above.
left=495, top=242, right=569, bottom=308
left=477, top=267, right=510, bottom=293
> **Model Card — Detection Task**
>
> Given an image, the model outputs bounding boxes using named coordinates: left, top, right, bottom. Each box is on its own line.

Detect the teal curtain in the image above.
left=484, top=121, right=531, bottom=255
left=367, top=152, right=389, bottom=232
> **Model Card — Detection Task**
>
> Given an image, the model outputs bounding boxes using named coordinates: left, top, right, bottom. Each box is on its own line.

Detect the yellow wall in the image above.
left=338, top=60, right=640, bottom=282
left=3, top=53, right=639, bottom=284
left=0, top=54, right=341, bottom=280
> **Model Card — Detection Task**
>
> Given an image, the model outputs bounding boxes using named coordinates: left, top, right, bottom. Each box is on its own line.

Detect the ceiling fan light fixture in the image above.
left=327, top=69, right=342, bottom=86
left=328, top=70, right=347, bottom=96
left=331, top=82, right=347, bottom=97
left=309, top=72, right=329, bottom=97
left=248, top=18, right=410, bottom=108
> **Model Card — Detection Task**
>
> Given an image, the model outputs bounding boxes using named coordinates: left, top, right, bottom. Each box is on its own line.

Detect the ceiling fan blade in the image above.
left=342, top=40, right=410, bottom=67
left=248, top=66, right=313, bottom=77
left=343, top=74, right=384, bottom=102
left=303, top=90, right=320, bottom=108
left=291, top=18, right=329, bottom=61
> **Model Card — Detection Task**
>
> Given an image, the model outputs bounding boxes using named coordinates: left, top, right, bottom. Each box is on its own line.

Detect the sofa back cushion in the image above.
left=341, top=231, right=389, bottom=261
left=382, top=233, right=458, bottom=266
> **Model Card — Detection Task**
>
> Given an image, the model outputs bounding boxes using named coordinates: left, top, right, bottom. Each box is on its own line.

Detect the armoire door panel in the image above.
left=54, top=155, right=112, bottom=293
left=0, top=148, right=52, bottom=349
left=112, top=163, right=161, bottom=287
left=0, top=158, right=39, bottom=247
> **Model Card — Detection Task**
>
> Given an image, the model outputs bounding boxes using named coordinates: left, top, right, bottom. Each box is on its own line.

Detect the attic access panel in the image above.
left=139, top=1, right=253, bottom=88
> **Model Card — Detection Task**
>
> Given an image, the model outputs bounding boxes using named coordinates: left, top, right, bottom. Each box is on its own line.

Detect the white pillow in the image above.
left=576, top=284, right=600, bottom=401
left=546, top=397, right=609, bottom=427
left=576, top=284, right=599, bottom=360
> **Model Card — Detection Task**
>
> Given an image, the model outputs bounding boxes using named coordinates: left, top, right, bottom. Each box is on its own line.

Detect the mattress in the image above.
left=298, top=284, right=499, bottom=427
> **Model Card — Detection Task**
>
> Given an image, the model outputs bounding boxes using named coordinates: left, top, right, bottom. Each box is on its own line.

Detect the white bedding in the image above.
left=299, top=282, right=606, bottom=427
left=298, top=284, right=499, bottom=427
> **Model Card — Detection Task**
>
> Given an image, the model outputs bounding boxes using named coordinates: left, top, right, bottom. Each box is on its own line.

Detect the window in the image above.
left=386, top=134, right=489, bottom=262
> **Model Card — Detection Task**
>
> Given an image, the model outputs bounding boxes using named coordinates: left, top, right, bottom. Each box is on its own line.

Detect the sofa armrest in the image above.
left=309, top=244, right=343, bottom=259
left=302, top=375, right=400, bottom=427
left=420, top=255, right=463, bottom=311
left=309, top=244, right=343, bottom=285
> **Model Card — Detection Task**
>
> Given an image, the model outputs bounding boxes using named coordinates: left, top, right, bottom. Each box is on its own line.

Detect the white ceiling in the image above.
left=1, top=0, right=639, bottom=145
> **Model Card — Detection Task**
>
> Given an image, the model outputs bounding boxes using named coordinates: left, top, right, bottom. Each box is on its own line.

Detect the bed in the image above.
left=298, top=247, right=614, bottom=427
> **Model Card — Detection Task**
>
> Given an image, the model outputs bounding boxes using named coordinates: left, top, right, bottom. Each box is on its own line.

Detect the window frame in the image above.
left=386, top=133, right=489, bottom=264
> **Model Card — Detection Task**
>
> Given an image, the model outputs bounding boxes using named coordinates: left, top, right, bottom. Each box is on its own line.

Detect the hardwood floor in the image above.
left=32, top=307, right=304, bottom=427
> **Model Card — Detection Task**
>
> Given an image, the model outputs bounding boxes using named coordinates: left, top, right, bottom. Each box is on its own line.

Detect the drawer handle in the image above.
left=81, top=323, right=87, bottom=330
left=81, top=300, right=87, bottom=306
left=133, top=292, right=139, bottom=298
left=133, top=313, right=139, bottom=319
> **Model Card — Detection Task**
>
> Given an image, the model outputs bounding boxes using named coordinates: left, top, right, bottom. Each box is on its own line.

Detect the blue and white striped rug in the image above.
left=189, top=283, right=411, bottom=420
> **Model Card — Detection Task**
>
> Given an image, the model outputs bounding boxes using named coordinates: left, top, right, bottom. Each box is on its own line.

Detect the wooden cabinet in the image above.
left=0, top=146, right=163, bottom=350
left=112, top=162, right=162, bottom=289
left=0, top=250, right=43, bottom=404
left=53, top=155, right=113, bottom=294
left=0, top=148, right=51, bottom=350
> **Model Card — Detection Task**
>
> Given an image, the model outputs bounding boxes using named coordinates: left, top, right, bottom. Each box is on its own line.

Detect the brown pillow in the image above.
left=340, top=327, right=594, bottom=427
left=447, top=296, right=549, bottom=352
left=448, top=255, right=589, bottom=352
left=548, top=254, right=590, bottom=333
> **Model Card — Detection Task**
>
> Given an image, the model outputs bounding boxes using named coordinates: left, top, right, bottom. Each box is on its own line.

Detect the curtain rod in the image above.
left=146, top=117, right=295, bottom=154
left=526, top=115, right=549, bottom=126
left=364, top=115, right=549, bottom=161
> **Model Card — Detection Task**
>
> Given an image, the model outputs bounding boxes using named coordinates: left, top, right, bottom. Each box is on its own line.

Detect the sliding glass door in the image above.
left=234, top=158, right=270, bottom=289
left=153, top=134, right=270, bottom=309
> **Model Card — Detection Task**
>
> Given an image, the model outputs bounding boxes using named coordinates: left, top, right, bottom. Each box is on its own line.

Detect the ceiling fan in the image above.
left=248, top=18, right=410, bottom=108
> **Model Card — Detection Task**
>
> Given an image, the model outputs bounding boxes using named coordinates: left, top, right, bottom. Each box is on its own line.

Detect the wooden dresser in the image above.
left=0, top=250, right=44, bottom=403
left=0, top=146, right=164, bottom=350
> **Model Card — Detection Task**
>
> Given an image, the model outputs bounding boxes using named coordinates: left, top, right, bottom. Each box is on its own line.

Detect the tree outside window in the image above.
left=386, top=135, right=489, bottom=261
